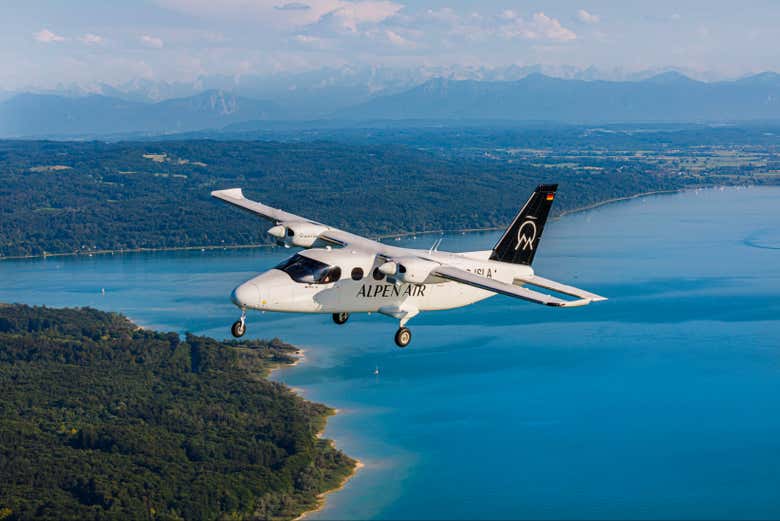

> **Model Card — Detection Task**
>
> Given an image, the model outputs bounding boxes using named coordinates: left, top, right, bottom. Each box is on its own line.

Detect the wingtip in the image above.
left=211, top=188, right=244, bottom=199
left=560, top=298, right=592, bottom=308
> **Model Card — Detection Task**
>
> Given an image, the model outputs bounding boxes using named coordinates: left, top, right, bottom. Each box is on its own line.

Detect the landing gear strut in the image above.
left=332, top=312, right=350, bottom=325
left=231, top=310, right=246, bottom=338
left=394, top=327, right=412, bottom=348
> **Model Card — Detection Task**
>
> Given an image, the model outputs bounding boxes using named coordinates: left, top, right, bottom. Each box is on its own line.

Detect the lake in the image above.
left=2, top=186, right=779, bottom=519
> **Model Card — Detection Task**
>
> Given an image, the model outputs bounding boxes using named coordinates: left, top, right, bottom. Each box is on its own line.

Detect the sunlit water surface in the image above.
left=1, top=187, right=779, bottom=520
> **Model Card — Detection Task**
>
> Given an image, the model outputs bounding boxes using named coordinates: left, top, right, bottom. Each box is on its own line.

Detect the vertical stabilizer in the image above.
left=489, top=184, right=558, bottom=265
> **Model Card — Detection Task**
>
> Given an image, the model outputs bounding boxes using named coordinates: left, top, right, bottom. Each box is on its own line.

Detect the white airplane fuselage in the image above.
left=231, top=247, right=534, bottom=314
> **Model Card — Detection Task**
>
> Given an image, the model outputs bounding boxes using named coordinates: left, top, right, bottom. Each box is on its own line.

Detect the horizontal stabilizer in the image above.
left=432, top=266, right=591, bottom=307
left=516, top=275, right=607, bottom=302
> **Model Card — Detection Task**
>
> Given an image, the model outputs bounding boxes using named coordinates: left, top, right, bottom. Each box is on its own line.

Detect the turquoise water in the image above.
left=2, top=187, right=779, bottom=519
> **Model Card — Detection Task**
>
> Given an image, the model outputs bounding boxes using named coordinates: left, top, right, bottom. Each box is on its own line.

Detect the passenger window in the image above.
left=372, top=267, right=384, bottom=281
left=351, top=267, right=364, bottom=281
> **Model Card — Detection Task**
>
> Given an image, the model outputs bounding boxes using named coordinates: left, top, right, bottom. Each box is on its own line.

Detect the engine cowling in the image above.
left=382, top=257, right=438, bottom=284
left=268, top=221, right=328, bottom=248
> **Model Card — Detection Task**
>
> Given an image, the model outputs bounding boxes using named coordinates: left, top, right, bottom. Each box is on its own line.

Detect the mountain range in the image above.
left=9, top=64, right=732, bottom=105
left=0, top=90, right=281, bottom=138
left=335, top=72, right=780, bottom=122
left=2, top=71, right=780, bottom=138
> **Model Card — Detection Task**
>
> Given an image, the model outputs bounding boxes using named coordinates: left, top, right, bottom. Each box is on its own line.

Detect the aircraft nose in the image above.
left=230, top=282, right=260, bottom=308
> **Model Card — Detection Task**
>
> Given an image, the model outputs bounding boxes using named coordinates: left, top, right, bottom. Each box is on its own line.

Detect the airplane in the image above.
left=212, top=184, right=606, bottom=347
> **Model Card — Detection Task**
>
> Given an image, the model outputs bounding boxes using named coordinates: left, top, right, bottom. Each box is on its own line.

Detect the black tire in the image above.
left=394, top=327, right=412, bottom=348
left=332, top=312, right=350, bottom=325
left=231, top=320, right=246, bottom=338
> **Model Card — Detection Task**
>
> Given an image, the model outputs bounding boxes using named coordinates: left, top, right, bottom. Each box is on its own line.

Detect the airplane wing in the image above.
left=212, top=188, right=405, bottom=253
left=211, top=188, right=318, bottom=226
left=432, top=265, right=603, bottom=307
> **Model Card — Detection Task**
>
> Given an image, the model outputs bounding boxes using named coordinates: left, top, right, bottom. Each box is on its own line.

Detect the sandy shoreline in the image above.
left=555, top=188, right=683, bottom=218
left=294, top=460, right=365, bottom=521
left=270, top=347, right=363, bottom=521
left=290, top=347, right=306, bottom=367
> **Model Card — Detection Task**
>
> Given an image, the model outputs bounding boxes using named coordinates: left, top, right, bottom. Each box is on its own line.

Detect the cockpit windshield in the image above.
left=275, top=254, right=342, bottom=284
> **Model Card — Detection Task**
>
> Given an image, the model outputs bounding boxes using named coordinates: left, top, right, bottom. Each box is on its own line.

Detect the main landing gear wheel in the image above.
left=394, top=327, right=412, bottom=348
left=332, top=312, right=350, bottom=325
left=231, top=318, right=246, bottom=338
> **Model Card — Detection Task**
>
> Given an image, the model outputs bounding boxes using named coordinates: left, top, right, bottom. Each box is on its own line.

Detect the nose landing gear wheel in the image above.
left=332, top=312, right=350, bottom=325
left=231, top=319, right=246, bottom=338
left=394, top=327, right=412, bottom=348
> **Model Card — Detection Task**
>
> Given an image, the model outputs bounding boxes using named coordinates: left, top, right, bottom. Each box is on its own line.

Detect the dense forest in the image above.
left=0, top=133, right=776, bottom=258
left=0, top=304, right=355, bottom=520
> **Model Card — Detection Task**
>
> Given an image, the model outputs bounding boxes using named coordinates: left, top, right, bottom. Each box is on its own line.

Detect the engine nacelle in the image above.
left=386, top=257, right=438, bottom=285
left=268, top=221, right=328, bottom=248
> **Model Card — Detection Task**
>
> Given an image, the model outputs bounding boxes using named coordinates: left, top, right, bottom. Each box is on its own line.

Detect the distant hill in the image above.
left=3, top=136, right=775, bottom=258
left=0, top=90, right=282, bottom=138
left=4, top=73, right=780, bottom=137
left=334, top=72, right=780, bottom=122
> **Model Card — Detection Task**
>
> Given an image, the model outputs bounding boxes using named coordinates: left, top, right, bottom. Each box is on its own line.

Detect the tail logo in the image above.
left=514, top=219, right=537, bottom=251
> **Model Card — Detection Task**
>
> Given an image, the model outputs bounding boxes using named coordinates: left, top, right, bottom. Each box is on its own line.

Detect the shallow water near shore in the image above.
left=2, top=186, right=780, bottom=519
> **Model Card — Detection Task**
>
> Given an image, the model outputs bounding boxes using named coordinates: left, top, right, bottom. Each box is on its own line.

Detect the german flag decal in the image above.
left=546, top=192, right=555, bottom=201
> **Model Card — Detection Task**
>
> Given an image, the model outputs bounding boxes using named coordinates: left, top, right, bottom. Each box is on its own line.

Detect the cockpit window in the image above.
left=275, top=254, right=341, bottom=284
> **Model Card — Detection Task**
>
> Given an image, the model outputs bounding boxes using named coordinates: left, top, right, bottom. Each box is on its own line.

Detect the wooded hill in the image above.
left=2, top=137, right=758, bottom=258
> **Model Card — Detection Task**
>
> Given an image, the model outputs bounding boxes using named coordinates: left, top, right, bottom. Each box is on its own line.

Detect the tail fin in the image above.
left=489, top=184, right=558, bottom=265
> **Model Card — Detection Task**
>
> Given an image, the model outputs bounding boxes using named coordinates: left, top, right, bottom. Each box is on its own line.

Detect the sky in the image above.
left=3, top=0, right=780, bottom=90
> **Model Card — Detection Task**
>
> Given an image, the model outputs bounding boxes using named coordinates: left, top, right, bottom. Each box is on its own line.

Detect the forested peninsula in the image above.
left=0, top=304, right=356, bottom=520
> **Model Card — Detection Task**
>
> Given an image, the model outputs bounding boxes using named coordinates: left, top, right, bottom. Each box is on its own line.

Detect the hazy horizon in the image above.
left=4, top=0, right=780, bottom=93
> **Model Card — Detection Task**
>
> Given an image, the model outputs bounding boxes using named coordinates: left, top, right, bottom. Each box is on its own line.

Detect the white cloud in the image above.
left=33, top=29, right=65, bottom=43
left=339, top=1, right=401, bottom=25
left=140, top=35, right=164, bottom=48
left=384, top=29, right=413, bottom=47
left=293, top=33, right=346, bottom=52
left=156, top=0, right=401, bottom=31
left=295, top=34, right=321, bottom=44
left=79, top=33, right=104, bottom=45
left=294, top=34, right=334, bottom=49
left=424, top=7, right=459, bottom=25
left=501, top=12, right=576, bottom=42
left=275, top=2, right=311, bottom=10
left=532, top=12, right=577, bottom=41
left=577, top=9, right=600, bottom=24
left=314, top=1, right=403, bottom=33
left=414, top=8, right=576, bottom=43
